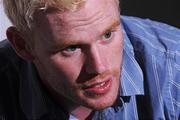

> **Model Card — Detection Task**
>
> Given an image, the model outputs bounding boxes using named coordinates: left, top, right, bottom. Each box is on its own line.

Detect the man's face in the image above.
left=32, top=0, right=123, bottom=110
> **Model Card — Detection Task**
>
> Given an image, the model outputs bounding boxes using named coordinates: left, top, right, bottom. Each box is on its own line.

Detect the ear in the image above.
left=6, top=26, right=35, bottom=61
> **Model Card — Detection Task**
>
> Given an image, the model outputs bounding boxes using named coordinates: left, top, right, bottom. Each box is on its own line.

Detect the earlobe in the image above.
left=6, top=26, right=35, bottom=61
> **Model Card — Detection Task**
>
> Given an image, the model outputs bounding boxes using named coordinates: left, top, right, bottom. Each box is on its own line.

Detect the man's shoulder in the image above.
left=0, top=40, right=21, bottom=70
left=0, top=39, right=23, bottom=82
left=121, top=17, right=180, bottom=119
left=0, top=40, right=29, bottom=117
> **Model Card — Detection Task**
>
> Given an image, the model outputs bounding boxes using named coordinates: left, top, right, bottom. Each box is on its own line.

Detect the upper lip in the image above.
left=80, top=76, right=112, bottom=89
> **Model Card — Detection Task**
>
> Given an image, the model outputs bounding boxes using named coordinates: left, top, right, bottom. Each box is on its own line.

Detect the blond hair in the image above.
left=3, top=0, right=85, bottom=34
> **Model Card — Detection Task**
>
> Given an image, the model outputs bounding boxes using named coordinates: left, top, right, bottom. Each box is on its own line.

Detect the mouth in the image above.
left=82, top=77, right=113, bottom=96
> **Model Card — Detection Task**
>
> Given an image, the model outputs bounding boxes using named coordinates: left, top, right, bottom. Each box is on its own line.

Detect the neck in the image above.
left=70, top=106, right=93, bottom=120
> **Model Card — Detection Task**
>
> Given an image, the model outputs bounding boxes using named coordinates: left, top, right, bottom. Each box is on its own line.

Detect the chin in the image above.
left=83, top=84, right=119, bottom=110
left=88, top=94, right=118, bottom=110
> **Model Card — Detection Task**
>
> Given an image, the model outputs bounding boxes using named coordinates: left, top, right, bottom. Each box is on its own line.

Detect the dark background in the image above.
left=120, top=0, right=180, bottom=28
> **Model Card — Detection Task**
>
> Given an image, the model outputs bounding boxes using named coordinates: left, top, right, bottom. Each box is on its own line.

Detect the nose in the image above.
left=85, top=46, right=106, bottom=74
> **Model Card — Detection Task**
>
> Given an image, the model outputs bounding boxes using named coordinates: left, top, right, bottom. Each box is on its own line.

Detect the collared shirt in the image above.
left=0, top=16, right=180, bottom=120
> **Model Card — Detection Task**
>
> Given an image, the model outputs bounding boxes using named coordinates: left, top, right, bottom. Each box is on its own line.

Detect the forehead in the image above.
left=33, top=0, right=119, bottom=43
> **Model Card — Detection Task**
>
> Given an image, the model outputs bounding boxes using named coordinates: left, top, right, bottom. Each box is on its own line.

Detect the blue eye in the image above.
left=61, top=45, right=81, bottom=56
left=103, top=31, right=112, bottom=40
left=65, top=45, right=78, bottom=52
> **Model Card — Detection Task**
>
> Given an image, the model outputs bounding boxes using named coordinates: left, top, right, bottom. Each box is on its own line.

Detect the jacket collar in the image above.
left=19, top=61, right=68, bottom=119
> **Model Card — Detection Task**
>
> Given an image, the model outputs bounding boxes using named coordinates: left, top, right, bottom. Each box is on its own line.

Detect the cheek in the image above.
left=114, top=37, right=123, bottom=60
left=39, top=57, right=83, bottom=95
left=106, top=33, right=124, bottom=67
left=49, top=54, right=84, bottom=83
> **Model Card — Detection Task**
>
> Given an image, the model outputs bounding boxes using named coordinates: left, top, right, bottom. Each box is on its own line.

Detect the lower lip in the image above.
left=84, top=78, right=112, bottom=96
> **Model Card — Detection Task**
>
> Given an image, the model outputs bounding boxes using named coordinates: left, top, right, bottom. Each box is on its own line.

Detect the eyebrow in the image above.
left=101, top=20, right=120, bottom=35
left=50, top=40, right=82, bottom=52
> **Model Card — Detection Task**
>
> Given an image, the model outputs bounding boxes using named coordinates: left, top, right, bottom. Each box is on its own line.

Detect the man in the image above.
left=0, top=0, right=179, bottom=119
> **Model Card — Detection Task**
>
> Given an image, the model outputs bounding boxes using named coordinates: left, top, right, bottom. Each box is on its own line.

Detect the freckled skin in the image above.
left=31, top=0, right=123, bottom=118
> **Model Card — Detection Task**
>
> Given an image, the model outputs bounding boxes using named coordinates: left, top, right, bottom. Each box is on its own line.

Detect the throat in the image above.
left=70, top=106, right=93, bottom=120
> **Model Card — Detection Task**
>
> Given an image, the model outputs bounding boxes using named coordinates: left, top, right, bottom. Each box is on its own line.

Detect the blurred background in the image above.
left=120, top=0, right=180, bottom=27
left=0, top=2, right=11, bottom=41
left=0, top=0, right=180, bottom=41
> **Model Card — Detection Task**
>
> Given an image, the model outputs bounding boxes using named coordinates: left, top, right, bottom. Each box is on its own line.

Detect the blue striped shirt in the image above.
left=119, top=16, right=180, bottom=120
left=0, top=16, right=180, bottom=120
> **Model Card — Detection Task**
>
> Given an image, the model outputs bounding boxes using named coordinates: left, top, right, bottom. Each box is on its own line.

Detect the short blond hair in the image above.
left=3, top=0, right=85, bottom=34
